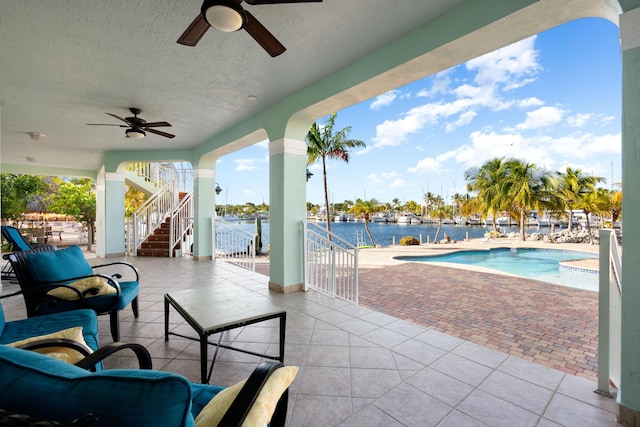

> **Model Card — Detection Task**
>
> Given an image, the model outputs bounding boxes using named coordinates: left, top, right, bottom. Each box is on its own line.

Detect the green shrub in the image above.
left=399, top=236, right=420, bottom=246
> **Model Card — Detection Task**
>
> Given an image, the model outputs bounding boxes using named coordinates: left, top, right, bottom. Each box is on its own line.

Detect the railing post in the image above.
left=597, top=229, right=613, bottom=397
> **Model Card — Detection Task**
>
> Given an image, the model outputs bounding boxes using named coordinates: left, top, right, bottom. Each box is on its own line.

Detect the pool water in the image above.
left=395, top=248, right=599, bottom=291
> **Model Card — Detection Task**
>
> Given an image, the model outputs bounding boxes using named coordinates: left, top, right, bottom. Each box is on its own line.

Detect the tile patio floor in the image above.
left=1, top=255, right=618, bottom=426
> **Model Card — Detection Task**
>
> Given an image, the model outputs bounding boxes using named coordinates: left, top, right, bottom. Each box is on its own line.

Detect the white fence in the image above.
left=213, top=217, right=256, bottom=271
left=303, top=221, right=358, bottom=304
left=597, top=229, right=622, bottom=397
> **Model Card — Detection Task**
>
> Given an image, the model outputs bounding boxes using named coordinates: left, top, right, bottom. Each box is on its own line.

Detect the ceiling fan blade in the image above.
left=86, top=123, right=127, bottom=127
left=243, top=10, right=286, bottom=57
left=146, top=128, right=175, bottom=139
left=143, top=121, right=172, bottom=128
left=245, top=0, right=322, bottom=4
left=105, top=113, right=133, bottom=125
left=177, top=14, right=211, bottom=46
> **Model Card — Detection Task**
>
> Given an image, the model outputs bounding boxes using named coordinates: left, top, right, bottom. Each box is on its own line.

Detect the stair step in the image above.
left=146, top=234, right=170, bottom=242
left=140, top=242, right=169, bottom=249
left=137, top=249, right=170, bottom=257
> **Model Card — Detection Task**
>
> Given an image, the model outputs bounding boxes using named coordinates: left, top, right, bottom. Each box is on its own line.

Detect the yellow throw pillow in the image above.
left=46, top=276, right=116, bottom=301
left=195, top=366, right=298, bottom=427
left=7, top=326, right=92, bottom=364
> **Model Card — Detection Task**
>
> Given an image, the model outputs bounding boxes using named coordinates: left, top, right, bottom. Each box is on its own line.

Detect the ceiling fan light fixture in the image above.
left=202, top=1, right=245, bottom=32
left=126, top=128, right=146, bottom=139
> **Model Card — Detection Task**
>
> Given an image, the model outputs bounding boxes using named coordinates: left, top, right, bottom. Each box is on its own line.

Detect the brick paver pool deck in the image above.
left=256, top=240, right=601, bottom=381
left=357, top=262, right=599, bottom=381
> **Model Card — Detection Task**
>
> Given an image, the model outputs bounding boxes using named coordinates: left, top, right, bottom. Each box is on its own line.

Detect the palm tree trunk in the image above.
left=520, top=209, right=526, bottom=241
left=322, top=158, right=331, bottom=233
left=434, top=220, right=442, bottom=242
left=585, top=211, right=593, bottom=243
left=364, top=215, right=375, bottom=246
left=567, top=207, right=573, bottom=232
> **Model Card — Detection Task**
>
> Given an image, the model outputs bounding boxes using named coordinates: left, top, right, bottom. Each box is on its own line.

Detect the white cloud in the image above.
left=416, top=71, right=451, bottom=98
left=466, top=36, right=541, bottom=88
left=367, top=173, right=381, bottom=183
left=517, top=97, right=544, bottom=108
left=407, top=157, right=443, bottom=174
left=516, top=106, right=565, bottom=130
left=445, top=111, right=477, bottom=132
left=550, top=133, right=621, bottom=158
left=389, top=178, right=406, bottom=188
left=566, top=113, right=593, bottom=127
left=234, top=158, right=258, bottom=171
left=370, top=90, right=399, bottom=110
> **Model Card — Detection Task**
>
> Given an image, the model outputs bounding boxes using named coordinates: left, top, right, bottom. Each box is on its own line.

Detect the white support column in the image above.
left=618, top=7, right=640, bottom=424
left=268, top=138, right=307, bottom=293
left=95, top=181, right=106, bottom=258
left=192, top=168, right=216, bottom=260
left=103, top=172, right=126, bottom=257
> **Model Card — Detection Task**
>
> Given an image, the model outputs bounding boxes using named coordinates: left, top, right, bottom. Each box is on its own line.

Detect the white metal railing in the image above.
left=304, top=221, right=358, bottom=304
left=133, top=182, right=177, bottom=252
left=597, top=229, right=622, bottom=397
left=129, top=162, right=196, bottom=255
left=127, top=162, right=176, bottom=189
left=213, top=217, right=256, bottom=270
left=169, top=192, right=194, bottom=257
left=125, top=218, right=134, bottom=255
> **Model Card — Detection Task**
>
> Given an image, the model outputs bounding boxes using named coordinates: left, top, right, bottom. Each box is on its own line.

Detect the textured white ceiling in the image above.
left=0, top=0, right=467, bottom=172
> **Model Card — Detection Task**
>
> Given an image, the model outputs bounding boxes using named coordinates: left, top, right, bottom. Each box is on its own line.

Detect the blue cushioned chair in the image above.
left=0, top=303, right=99, bottom=351
left=1, top=225, right=54, bottom=280
left=7, top=245, right=140, bottom=342
left=0, top=345, right=291, bottom=427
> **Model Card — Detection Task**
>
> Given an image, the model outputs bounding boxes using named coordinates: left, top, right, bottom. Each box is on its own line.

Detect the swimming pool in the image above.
left=395, top=248, right=599, bottom=291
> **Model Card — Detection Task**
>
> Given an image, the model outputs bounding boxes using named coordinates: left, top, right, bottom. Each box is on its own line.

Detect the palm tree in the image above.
left=306, top=113, right=366, bottom=232
left=610, top=188, right=622, bottom=226
left=500, top=159, right=561, bottom=241
left=348, top=198, right=381, bottom=246
left=557, top=167, right=604, bottom=232
left=464, top=158, right=508, bottom=232
left=391, top=198, right=401, bottom=212
left=404, top=200, right=420, bottom=216
left=574, top=189, right=607, bottom=243
left=430, top=205, right=454, bottom=242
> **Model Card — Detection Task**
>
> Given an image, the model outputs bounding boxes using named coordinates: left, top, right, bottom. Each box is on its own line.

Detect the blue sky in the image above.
left=215, top=17, right=622, bottom=207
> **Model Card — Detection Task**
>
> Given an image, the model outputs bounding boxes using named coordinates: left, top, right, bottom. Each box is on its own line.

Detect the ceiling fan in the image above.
left=177, top=0, right=323, bottom=57
left=86, top=108, right=175, bottom=139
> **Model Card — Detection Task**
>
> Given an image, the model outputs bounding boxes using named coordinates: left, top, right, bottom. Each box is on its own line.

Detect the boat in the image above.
left=372, top=213, right=389, bottom=223
left=482, top=216, right=494, bottom=227
left=396, top=212, right=413, bottom=224
left=467, top=215, right=481, bottom=226
left=410, top=216, right=422, bottom=224
left=334, top=213, right=347, bottom=222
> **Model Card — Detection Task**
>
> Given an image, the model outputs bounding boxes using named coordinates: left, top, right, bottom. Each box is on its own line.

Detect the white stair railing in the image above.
left=170, top=193, right=194, bottom=257
left=213, top=217, right=256, bottom=271
left=597, top=229, right=622, bottom=397
left=304, top=221, right=358, bottom=304
left=133, top=182, right=177, bottom=253
left=127, top=162, right=176, bottom=189
left=129, top=162, right=194, bottom=256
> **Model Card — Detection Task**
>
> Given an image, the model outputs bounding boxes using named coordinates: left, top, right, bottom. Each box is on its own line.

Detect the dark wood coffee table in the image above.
left=164, top=287, right=286, bottom=384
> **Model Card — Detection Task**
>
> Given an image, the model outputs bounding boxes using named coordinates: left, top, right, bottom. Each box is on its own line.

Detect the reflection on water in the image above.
left=231, top=220, right=558, bottom=248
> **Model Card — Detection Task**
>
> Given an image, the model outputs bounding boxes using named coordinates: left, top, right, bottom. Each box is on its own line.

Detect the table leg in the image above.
left=279, top=313, right=286, bottom=363
left=200, top=334, right=208, bottom=384
left=164, top=297, right=169, bottom=341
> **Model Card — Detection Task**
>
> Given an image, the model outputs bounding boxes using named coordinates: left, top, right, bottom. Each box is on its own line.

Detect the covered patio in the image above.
left=3, top=0, right=640, bottom=423
left=0, top=256, right=618, bottom=426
